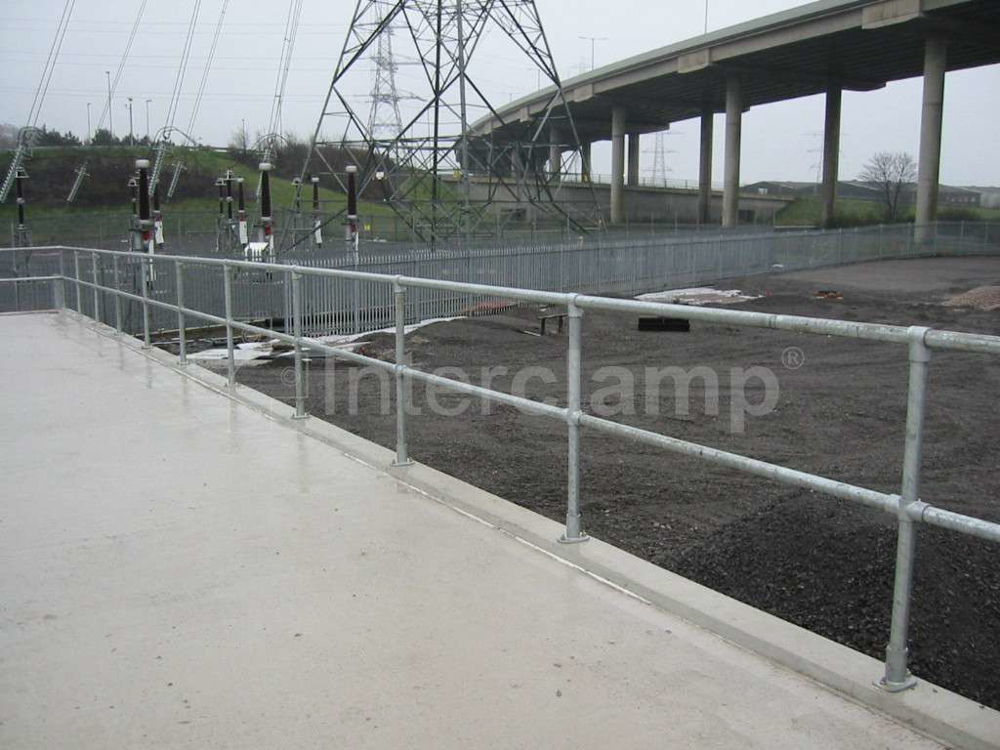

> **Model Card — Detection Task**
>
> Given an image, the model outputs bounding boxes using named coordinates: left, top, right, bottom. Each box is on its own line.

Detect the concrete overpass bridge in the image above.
left=473, top=0, right=1000, bottom=227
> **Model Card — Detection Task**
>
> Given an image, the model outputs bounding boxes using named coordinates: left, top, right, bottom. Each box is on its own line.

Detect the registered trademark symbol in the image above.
left=782, top=347, right=805, bottom=370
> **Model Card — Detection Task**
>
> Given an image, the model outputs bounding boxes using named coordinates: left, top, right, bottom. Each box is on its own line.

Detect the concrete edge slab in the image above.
left=65, top=311, right=1000, bottom=750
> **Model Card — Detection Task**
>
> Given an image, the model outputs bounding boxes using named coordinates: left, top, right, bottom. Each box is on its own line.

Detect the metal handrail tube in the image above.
left=403, top=367, right=569, bottom=422
left=0, top=276, right=62, bottom=283
left=911, top=503, right=1000, bottom=544
left=578, top=413, right=899, bottom=514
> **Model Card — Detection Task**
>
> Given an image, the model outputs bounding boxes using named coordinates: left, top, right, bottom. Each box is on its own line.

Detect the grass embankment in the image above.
left=777, top=195, right=1000, bottom=227
left=0, top=146, right=400, bottom=244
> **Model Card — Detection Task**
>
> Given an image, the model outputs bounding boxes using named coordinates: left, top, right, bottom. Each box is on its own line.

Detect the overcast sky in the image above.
left=1, top=0, right=998, bottom=187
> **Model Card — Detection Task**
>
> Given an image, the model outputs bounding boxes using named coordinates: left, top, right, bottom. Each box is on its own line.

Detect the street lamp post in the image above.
left=87, top=102, right=92, bottom=144
left=578, top=35, right=608, bottom=71
left=105, top=71, right=113, bottom=138
left=127, top=97, right=134, bottom=146
left=705, top=1, right=710, bottom=33
left=145, top=99, right=152, bottom=141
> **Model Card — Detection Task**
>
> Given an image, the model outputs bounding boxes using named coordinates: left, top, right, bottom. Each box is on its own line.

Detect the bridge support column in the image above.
left=722, top=77, right=743, bottom=228
left=699, top=109, right=714, bottom=225
left=627, top=133, right=641, bottom=187
left=580, top=141, right=592, bottom=182
left=549, top=126, right=562, bottom=179
left=611, top=107, right=627, bottom=224
left=821, top=84, right=842, bottom=228
left=916, top=36, right=947, bottom=239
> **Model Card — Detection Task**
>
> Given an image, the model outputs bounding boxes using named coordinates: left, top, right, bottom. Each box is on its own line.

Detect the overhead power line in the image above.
left=164, top=0, right=203, bottom=132
left=26, top=0, right=77, bottom=128
left=186, top=0, right=230, bottom=136
left=267, top=0, right=306, bottom=140
left=96, top=0, right=148, bottom=133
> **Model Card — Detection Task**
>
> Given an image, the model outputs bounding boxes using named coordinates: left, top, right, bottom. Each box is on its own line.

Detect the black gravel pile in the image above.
left=669, top=495, right=1000, bottom=709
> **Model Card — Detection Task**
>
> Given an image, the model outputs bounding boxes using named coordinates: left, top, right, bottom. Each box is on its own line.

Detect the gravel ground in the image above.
left=228, top=256, right=1000, bottom=709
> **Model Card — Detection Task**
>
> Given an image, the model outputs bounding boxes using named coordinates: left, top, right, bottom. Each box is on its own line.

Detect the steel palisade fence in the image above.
left=1, top=236, right=1000, bottom=694
left=1, top=222, right=997, bottom=335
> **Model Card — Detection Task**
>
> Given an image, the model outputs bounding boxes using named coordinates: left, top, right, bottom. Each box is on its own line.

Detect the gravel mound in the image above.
left=671, top=496, right=1000, bottom=709
left=944, top=286, right=1000, bottom=311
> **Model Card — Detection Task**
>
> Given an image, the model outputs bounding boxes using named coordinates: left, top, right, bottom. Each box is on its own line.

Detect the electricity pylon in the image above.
left=296, top=0, right=602, bottom=248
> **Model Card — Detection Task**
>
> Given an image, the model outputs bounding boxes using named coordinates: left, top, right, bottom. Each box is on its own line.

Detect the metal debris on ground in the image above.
left=636, top=287, right=760, bottom=306
left=638, top=317, right=691, bottom=332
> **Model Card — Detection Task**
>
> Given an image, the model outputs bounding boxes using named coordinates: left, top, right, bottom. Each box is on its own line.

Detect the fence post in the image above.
left=112, top=254, right=122, bottom=335
left=53, top=250, right=66, bottom=310
left=139, top=256, right=152, bottom=348
left=73, top=250, right=82, bottom=313
left=353, top=248, right=361, bottom=335
left=175, top=262, right=187, bottom=365
left=91, top=252, right=101, bottom=325
left=882, top=326, right=931, bottom=692
left=561, top=298, right=588, bottom=544
left=223, top=263, right=236, bottom=388
left=392, top=279, right=414, bottom=467
left=292, top=271, right=307, bottom=419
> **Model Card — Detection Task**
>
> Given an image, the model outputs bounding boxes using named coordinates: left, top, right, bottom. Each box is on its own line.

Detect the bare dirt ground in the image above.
left=231, top=256, right=1000, bottom=709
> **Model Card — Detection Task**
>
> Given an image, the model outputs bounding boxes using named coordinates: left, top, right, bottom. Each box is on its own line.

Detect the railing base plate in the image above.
left=878, top=675, right=918, bottom=693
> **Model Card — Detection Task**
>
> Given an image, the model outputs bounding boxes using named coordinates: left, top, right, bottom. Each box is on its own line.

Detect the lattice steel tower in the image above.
left=367, top=17, right=405, bottom=138
left=297, top=0, right=602, bottom=246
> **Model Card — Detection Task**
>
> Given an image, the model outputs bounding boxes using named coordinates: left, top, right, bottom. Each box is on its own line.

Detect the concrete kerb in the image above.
left=63, top=308, right=1000, bottom=750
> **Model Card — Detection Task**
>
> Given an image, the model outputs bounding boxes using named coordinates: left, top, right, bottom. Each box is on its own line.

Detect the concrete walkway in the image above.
left=0, top=313, right=946, bottom=749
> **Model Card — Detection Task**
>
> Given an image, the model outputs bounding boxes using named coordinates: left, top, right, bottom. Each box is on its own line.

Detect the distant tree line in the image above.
left=0, top=123, right=153, bottom=150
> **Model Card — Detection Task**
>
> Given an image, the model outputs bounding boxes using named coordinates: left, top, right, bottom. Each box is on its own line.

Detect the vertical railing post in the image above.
left=560, top=298, right=588, bottom=544
left=73, top=250, right=82, bottom=313
left=112, top=254, right=122, bottom=334
left=292, top=271, right=307, bottom=419
left=392, top=279, right=414, bottom=467
left=91, top=252, right=101, bottom=325
left=139, top=256, right=152, bottom=348
left=175, top=261, right=187, bottom=366
left=223, top=263, right=235, bottom=388
left=882, top=326, right=931, bottom=692
left=55, top=250, right=66, bottom=310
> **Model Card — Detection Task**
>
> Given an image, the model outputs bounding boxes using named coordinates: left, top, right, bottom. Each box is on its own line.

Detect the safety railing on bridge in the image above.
left=2, top=242, right=1000, bottom=695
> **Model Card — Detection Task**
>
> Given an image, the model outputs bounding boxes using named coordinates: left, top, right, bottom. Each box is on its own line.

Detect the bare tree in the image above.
left=859, top=152, right=917, bottom=222
left=228, top=126, right=250, bottom=157
left=0, top=122, right=17, bottom=149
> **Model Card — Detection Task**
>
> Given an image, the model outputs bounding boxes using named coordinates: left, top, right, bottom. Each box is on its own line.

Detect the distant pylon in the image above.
left=651, top=132, right=672, bottom=186
left=297, top=0, right=603, bottom=247
left=367, top=16, right=404, bottom=139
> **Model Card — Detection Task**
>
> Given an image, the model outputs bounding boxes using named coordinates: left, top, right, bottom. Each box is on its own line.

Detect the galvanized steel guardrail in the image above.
left=4, top=243, right=1000, bottom=695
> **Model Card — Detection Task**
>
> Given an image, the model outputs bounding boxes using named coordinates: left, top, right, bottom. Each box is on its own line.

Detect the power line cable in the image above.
left=96, top=0, right=148, bottom=133
left=26, top=0, right=77, bottom=127
left=185, top=0, right=230, bottom=137
left=164, top=0, right=203, bottom=133
left=267, top=0, right=305, bottom=139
